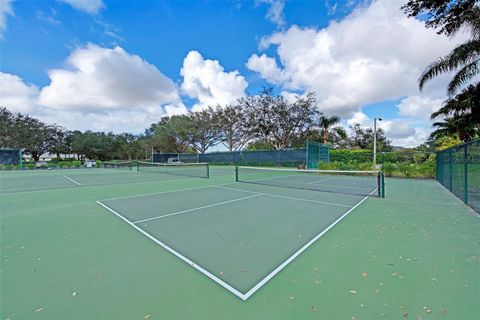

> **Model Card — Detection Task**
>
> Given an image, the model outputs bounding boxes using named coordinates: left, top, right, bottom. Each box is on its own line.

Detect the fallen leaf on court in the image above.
left=402, top=311, right=408, bottom=317
left=311, top=306, right=318, bottom=313
left=36, top=307, right=45, bottom=312
left=219, top=271, right=224, bottom=275
left=430, top=277, right=438, bottom=282
left=362, top=272, right=368, bottom=277
left=289, top=296, right=294, bottom=300
left=349, top=290, right=357, bottom=294
left=72, top=291, right=77, bottom=297
left=440, top=308, right=446, bottom=315
left=392, top=272, right=398, bottom=277
left=351, top=316, right=357, bottom=320
left=426, top=308, right=432, bottom=313
left=240, top=269, right=248, bottom=272
left=144, top=315, right=151, bottom=319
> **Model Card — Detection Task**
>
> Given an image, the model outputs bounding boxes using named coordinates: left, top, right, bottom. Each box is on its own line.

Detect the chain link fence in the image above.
left=436, top=140, right=479, bottom=213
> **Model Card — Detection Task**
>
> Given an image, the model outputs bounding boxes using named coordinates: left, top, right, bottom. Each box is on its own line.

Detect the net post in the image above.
left=206, top=163, right=210, bottom=179
left=235, top=166, right=239, bottom=182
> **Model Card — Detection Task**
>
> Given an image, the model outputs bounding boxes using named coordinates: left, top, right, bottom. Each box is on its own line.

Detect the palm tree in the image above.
left=319, top=115, right=341, bottom=143
left=430, top=83, right=480, bottom=141
left=419, top=6, right=480, bottom=95
left=430, top=117, right=477, bottom=142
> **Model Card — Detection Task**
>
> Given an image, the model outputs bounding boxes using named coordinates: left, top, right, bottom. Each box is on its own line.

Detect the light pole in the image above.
left=373, top=117, right=382, bottom=167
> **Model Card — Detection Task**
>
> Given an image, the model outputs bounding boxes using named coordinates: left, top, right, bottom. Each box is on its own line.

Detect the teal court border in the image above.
left=96, top=183, right=376, bottom=300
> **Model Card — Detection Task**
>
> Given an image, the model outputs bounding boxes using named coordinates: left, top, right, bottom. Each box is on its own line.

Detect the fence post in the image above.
left=464, top=144, right=468, bottom=205
left=449, top=148, right=453, bottom=191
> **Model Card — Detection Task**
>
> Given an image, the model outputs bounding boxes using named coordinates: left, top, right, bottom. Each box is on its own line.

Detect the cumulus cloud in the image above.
left=57, top=0, right=104, bottom=14
left=0, top=0, right=14, bottom=39
left=246, top=54, right=283, bottom=84
left=397, top=95, right=443, bottom=119
left=2, top=45, right=188, bottom=133
left=180, top=51, right=248, bottom=111
left=345, top=111, right=424, bottom=147
left=248, top=0, right=466, bottom=118
left=0, top=72, right=40, bottom=114
left=256, top=0, right=285, bottom=27
left=38, top=44, right=183, bottom=114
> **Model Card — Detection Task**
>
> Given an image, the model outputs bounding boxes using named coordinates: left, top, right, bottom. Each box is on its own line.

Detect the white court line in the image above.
left=306, top=177, right=336, bottom=185
left=133, top=194, right=262, bottom=224
left=242, top=189, right=377, bottom=300
left=99, top=183, right=236, bottom=202
left=214, top=185, right=353, bottom=208
left=96, top=200, right=248, bottom=300
left=97, top=185, right=376, bottom=300
left=62, top=174, right=82, bottom=186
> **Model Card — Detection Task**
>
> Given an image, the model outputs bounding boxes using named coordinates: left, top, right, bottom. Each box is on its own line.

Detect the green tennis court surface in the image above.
left=1, top=166, right=478, bottom=319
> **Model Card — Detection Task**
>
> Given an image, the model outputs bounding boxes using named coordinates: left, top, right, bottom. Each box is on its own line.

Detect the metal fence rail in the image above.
left=436, top=139, right=480, bottom=213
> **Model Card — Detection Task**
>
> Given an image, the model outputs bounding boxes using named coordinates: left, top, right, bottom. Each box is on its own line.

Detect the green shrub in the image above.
left=59, top=161, right=73, bottom=168
left=72, top=160, right=82, bottom=168
left=319, top=161, right=434, bottom=179
left=25, top=164, right=35, bottom=170
left=96, top=160, right=102, bottom=168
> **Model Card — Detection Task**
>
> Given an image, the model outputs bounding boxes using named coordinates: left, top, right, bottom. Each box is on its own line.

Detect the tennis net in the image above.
left=103, top=161, right=133, bottom=170
left=235, top=166, right=384, bottom=197
left=137, top=161, right=209, bottom=179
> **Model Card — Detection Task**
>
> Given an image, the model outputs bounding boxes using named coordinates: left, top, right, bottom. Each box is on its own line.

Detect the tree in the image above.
left=190, top=108, right=221, bottom=154
left=430, top=82, right=480, bottom=141
left=151, top=115, right=195, bottom=153
left=216, top=104, right=251, bottom=151
left=240, top=89, right=319, bottom=149
left=348, top=123, right=393, bottom=151
left=0, top=107, right=15, bottom=147
left=402, top=0, right=479, bottom=37
left=402, top=1, right=480, bottom=95
left=319, top=115, right=342, bottom=143
left=48, top=128, right=71, bottom=157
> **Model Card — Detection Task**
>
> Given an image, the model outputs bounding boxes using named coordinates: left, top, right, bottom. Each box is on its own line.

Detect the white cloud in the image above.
left=38, top=44, right=183, bottom=114
left=2, top=45, right=188, bottom=133
left=389, top=127, right=430, bottom=148
left=246, top=54, right=283, bottom=84
left=0, top=72, right=39, bottom=114
left=345, top=112, right=426, bottom=147
left=256, top=0, right=285, bottom=27
left=347, top=111, right=369, bottom=127
left=397, top=95, right=443, bottom=119
left=180, top=51, right=248, bottom=111
left=248, top=0, right=466, bottom=118
left=0, top=0, right=14, bottom=39
left=57, top=0, right=104, bottom=14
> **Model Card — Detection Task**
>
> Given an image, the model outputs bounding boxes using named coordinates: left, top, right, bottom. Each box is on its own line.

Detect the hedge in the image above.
left=329, top=150, right=435, bottom=164
left=318, top=161, right=435, bottom=178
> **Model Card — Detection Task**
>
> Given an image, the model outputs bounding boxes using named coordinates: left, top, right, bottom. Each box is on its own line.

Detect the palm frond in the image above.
left=419, top=39, right=480, bottom=91
left=447, top=60, right=480, bottom=95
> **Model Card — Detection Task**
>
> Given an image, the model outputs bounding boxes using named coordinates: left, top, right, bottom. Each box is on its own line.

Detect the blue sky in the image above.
left=0, top=0, right=466, bottom=147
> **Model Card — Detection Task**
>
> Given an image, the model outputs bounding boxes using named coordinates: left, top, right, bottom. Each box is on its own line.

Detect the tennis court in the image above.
left=1, top=164, right=479, bottom=319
